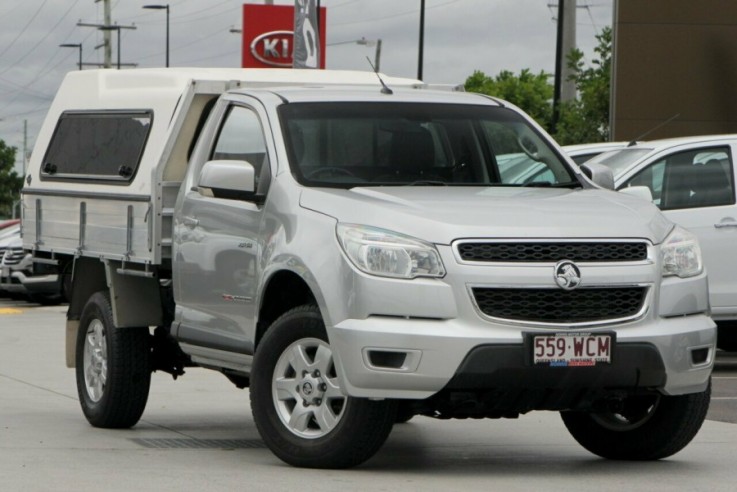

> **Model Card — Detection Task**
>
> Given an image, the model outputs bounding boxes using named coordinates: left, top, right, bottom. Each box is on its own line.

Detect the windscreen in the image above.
left=278, top=102, right=577, bottom=188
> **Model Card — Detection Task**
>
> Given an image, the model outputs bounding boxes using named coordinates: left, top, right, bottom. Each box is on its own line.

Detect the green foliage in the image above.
left=0, top=139, right=22, bottom=218
left=465, top=68, right=553, bottom=128
left=464, top=26, right=613, bottom=146
left=555, top=27, right=612, bottom=145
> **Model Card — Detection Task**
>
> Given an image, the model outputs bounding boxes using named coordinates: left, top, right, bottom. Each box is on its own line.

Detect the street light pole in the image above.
left=143, top=4, right=170, bottom=67
left=59, top=43, right=83, bottom=70
left=418, top=0, right=425, bottom=80
left=374, top=39, right=382, bottom=72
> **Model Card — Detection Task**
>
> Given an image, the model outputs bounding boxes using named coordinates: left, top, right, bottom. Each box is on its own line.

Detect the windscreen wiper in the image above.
left=522, top=181, right=581, bottom=188
left=407, top=180, right=448, bottom=186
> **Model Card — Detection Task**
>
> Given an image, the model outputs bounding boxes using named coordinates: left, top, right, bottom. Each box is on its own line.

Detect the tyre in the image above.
left=561, top=382, right=711, bottom=460
left=75, top=291, right=151, bottom=428
left=250, top=304, right=397, bottom=469
left=395, top=402, right=416, bottom=424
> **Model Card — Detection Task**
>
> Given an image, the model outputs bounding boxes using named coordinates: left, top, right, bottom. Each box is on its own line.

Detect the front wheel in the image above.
left=250, top=305, right=396, bottom=468
left=561, top=383, right=710, bottom=460
left=75, top=291, right=151, bottom=428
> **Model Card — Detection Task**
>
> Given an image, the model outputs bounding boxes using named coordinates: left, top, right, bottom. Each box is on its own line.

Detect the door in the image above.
left=174, top=102, right=271, bottom=353
left=621, top=144, right=737, bottom=314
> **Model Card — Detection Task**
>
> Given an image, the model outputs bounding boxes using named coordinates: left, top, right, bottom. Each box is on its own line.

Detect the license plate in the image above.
left=529, top=332, right=613, bottom=366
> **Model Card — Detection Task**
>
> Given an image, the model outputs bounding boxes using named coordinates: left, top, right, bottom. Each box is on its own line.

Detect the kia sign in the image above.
left=250, top=31, right=293, bottom=68
left=241, top=4, right=326, bottom=69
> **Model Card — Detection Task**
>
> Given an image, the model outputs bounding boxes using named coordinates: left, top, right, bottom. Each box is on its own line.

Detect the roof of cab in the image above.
left=55, top=67, right=424, bottom=96
left=237, top=85, right=498, bottom=106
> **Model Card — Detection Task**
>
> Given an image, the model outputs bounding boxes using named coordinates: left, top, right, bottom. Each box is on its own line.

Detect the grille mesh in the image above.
left=472, top=287, right=647, bottom=323
left=458, top=242, right=647, bottom=263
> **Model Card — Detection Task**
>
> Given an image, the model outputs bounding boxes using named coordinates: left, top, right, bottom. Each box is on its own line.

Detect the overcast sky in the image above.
left=0, top=0, right=613, bottom=174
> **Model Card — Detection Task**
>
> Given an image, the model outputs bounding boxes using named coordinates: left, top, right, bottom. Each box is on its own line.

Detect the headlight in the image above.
left=661, top=225, right=703, bottom=278
left=337, top=224, right=445, bottom=279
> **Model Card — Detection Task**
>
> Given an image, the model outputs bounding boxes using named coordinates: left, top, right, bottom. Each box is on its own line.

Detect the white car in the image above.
left=0, top=224, right=26, bottom=297
left=563, top=141, right=629, bottom=165
left=583, top=135, right=737, bottom=350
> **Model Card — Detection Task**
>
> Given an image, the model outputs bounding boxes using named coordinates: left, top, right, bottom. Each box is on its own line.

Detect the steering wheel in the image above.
left=307, top=167, right=356, bottom=179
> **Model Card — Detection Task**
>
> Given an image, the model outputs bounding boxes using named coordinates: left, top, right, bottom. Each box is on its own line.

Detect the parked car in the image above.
left=582, top=135, right=737, bottom=350
left=0, top=218, right=20, bottom=231
left=0, top=222, right=64, bottom=304
left=0, top=224, right=25, bottom=298
left=563, top=141, right=629, bottom=165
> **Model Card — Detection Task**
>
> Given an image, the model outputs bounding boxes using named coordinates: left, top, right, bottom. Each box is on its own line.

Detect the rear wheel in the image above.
left=250, top=304, right=396, bottom=468
left=561, top=383, right=710, bottom=460
left=75, top=291, right=151, bottom=428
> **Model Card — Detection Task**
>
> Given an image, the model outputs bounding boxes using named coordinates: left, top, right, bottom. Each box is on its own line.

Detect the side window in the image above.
left=41, top=111, right=152, bottom=183
left=626, top=160, right=665, bottom=206
left=624, top=147, right=734, bottom=210
left=211, top=105, right=269, bottom=191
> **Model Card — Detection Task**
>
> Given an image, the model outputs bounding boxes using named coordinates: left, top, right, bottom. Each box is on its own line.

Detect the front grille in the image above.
left=457, top=242, right=648, bottom=263
left=472, top=287, right=647, bottom=324
left=2, top=247, right=24, bottom=265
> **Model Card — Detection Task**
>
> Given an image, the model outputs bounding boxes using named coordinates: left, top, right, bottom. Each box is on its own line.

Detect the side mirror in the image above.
left=620, top=185, right=654, bottom=203
left=580, top=162, right=615, bottom=190
left=197, top=160, right=255, bottom=200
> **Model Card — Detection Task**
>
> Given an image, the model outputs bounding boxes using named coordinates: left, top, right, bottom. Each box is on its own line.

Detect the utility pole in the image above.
left=560, top=0, right=577, bottom=103
left=103, top=0, right=112, bottom=68
left=78, top=0, right=137, bottom=70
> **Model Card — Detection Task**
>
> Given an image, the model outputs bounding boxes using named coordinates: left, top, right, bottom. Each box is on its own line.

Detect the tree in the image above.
left=465, top=68, right=553, bottom=128
left=464, top=26, right=613, bottom=146
left=0, top=139, right=22, bottom=218
left=555, top=27, right=612, bottom=145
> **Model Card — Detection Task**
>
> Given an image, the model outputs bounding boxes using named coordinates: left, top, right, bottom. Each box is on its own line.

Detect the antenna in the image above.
left=628, top=113, right=680, bottom=146
left=366, top=56, right=393, bottom=95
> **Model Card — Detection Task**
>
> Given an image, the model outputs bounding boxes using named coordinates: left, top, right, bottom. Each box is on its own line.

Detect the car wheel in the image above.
left=561, top=382, right=710, bottom=460
left=250, top=304, right=397, bottom=469
left=76, top=291, right=151, bottom=428
left=394, top=402, right=416, bottom=424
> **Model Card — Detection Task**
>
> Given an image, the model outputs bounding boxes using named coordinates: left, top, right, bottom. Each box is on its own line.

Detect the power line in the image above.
left=0, top=0, right=81, bottom=78
left=332, top=0, right=460, bottom=28
left=0, top=0, right=49, bottom=60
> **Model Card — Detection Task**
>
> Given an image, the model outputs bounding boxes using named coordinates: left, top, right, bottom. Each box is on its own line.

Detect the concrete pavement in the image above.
left=1, top=300, right=737, bottom=491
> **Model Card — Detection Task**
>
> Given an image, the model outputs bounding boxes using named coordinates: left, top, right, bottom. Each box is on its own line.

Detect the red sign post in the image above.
left=241, top=4, right=326, bottom=69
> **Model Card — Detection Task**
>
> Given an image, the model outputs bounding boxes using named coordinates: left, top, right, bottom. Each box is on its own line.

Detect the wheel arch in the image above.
left=256, top=269, right=319, bottom=349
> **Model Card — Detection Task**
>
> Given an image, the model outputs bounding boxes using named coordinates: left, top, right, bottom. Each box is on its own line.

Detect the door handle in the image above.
left=181, top=216, right=199, bottom=228
left=714, top=222, right=737, bottom=229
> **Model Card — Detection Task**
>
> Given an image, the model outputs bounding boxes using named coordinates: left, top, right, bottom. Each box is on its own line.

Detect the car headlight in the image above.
left=337, top=224, right=445, bottom=279
left=661, top=225, right=703, bottom=278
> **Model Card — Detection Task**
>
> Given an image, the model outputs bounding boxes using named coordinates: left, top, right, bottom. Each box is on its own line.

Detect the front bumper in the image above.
left=329, top=313, right=715, bottom=400
left=12, top=270, right=60, bottom=295
left=0, top=267, right=27, bottom=294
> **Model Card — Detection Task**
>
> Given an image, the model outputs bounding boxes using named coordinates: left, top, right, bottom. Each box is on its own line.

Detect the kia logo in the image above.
left=250, top=30, right=293, bottom=68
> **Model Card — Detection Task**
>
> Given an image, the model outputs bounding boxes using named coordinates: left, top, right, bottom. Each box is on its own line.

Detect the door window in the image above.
left=623, top=147, right=734, bottom=210
left=211, top=105, right=269, bottom=191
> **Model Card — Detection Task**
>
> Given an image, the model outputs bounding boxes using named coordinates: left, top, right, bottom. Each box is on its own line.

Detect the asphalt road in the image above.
left=1, top=298, right=736, bottom=491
